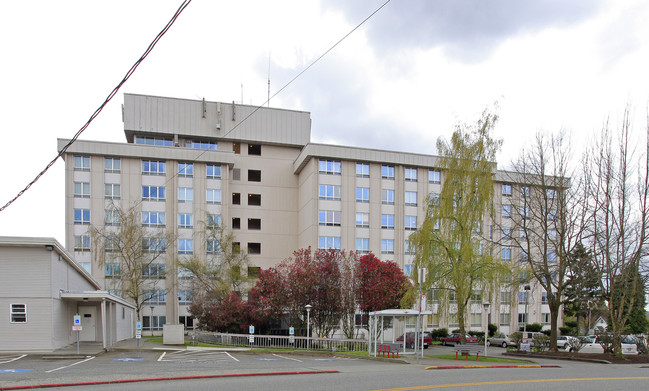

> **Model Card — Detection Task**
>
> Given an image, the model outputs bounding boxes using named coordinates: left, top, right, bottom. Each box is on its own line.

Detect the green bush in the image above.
left=541, top=329, right=551, bottom=336
left=532, top=334, right=550, bottom=352
left=510, top=332, right=523, bottom=350
left=488, top=323, right=497, bottom=337
left=431, top=328, right=449, bottom=340
left=559, top=326, right=573, bottom=335
left=564, top=320, right=578, bottom=329
left=525, top=323, right=543, bottom=332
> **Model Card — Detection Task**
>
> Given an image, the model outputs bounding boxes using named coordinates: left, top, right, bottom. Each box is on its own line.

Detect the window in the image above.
left=74, top=182, right=90, bottom=198
left=319, top=185, right=341, bottom=201
left=233, top=143, right=240, bottom=154
left=135, top=136, right=172, bottom=146
left=248, top=169, right=261, bottom=182
left=470, top=312, right=482, bottom=327
left=104, top=209, right=121, bottom=226
left=428, top=192, right=440, bottom=206
left=541, top=313, right=551, bottom=324
left=74, top=235, right=90, bottom=251
left=74, top=209, right=90, bottom=225
left=547, top=209, right=557, bottom=221
left=542, top=292, right=548, bottom=304
left=500, top=312, right=511, bottom=325
left=178, top=213, right=193, bottom=229
left=104, top=236, right=119, bottom=252
left=105, top=263, right=120, bottom=278
left=104, top=157, right=120, bottom=173
left=501, top=204, right=512, bottom=218
left=518, top=313, right=527, bottom=323
left=144, top=315, right=167, bottom=331
left=248, top=193, right=261, bottom=206
left=318, top=160, right=341, bottom=175
left=381, top=239, right=394, bottom=254
left=405, top=191, right=417, bottom=206
left=142, top=186, right=165, bottom=201
left=405, top=240, right=415, bottom=255
left=178, top=188, right=193, bottom=203
left=318, top=236, right=340, bottom=250
left=178, top=290, right=192, bottom=305
left=520, top=206, right=529, bottom=219
left=319, top=210, right=341, bottom=226
left=232, top=217, right=241, bottom=229
left=232, top=168, right=240, bottom=181
left=501, top=248, right=512, bottom=261
left=10, top=304, right=26, bottom=323
left=178, top=163, right=194, bottom=177
left=518, top=291, right=528, bottom=304
left=405, top=215, right=417, bottom=230
left=248, top=218, right=261, bottom=230
left=105, top=183, right=120, bottom=199
left=145, top=290, right=167, bottom=305
left=142, top=238, right=166, bottom=253
left=178, top=239, right=193, bottom=254
left=502, top=227, right=512, bottom=241
left=143, top=264, right=166, bottom=279
left=206, top=164, right=221, bottom=179
left=356, top=187, right=369, bottom=203
left=356, top=163, right=369, bottom=178
left=142, top=212, right=165, bottom=227
left=547, top=251, right=557, bottom=262
left=500, top=291, right=511, bottom=305
left=405, top=167, right=417, bottom=182
left=546, top=188, right=557, bottom=199
left=356, top=212, right=369, bottom=228
left=502, top=184, right=512, bottom=196
left=206, top=189, right=222, bottom=204
left=248, top=243, right=261, bottom=254
left=381, top=189, right=395, bottom=205
left=186, top=140, right=217, bottom=150
left=207, top=214, right=221, bottom=228
left=521, top=186, right=530, bottom=197
left=429, top=169, right=441, bottom=184
left=207, top=239, right=221, bottom=254
left=248, top=266, right=260, bottom=278
left=178, top=266, right=193, bottom=279
left=248, top=144, right=261, bottom=155
left=142, top=160, right=166, bottom=175
left=381, top=214, right=394, bottom=229
left=232, top=192, right=240, bottom=205
left=74, top=155, right=90, bottom=171
left=356, top=238, right=369, bottom=253
left=381, top=165, right=395, bottom=179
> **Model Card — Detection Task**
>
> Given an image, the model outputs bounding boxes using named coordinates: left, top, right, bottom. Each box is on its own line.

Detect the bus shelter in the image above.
left=368, top=309, right=432, bottom=358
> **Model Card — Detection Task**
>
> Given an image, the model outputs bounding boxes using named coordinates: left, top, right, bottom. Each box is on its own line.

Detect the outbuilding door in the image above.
left=78, top=306, right=97, bottom=341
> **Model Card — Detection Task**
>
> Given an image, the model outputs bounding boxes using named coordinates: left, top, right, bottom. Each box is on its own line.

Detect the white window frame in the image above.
left=142, top=186, right=165, bottom=201
left=74, top=182, right=90, bottom=198
left=178, top=187, right=194, bottom=203
left=142, top=211, right=166, bottom=227
left=10, top=304, right=27, bottom=323
left=356, top=163, right=370, bottom=178
left=381, top=214, right=394, bottom=229
left=206, top=164, right=222, bottom=179
left=318, top=210, right=341, bottom=226
left=381, top=165, right=395, bottom=179
left=381, top=189, right=395, bottom=205
left=502, top=204, right=512, bottom=218
left=206, top=189, right=222, bottom=204
left=178, top=213, right=193, bottom=229
left=429, top=169, right=441, bottom=184
left=318, top=236, right=341, bottom=250
left=104, top=157, right=120, bottom=173
left=178, top=239, right=194, bottom=254
left=74, top=156, right=90, bottom=171
left=356, top=187, right=369, bottom=203
left=74, top=209, right=90, bottom=225
left=356, top=212, right=369, bottom=228
left=405, top=167, right=418, bottom=182
left=74, top=235, right=91, bottom=252
left=319, top=185, right=341, bottom=201
left=381, top=239, right=394, bottom=254
left=142, top=160, right=166, bottom=175
left=104, top=183, right=120, bottom=199
left=356, top=238, right=370, bottom=253
left=405, top=215, right=417, bottom=230
left=405, top=191, right=417, bottom=206
left=318, top=160, right=342, bottom=175
left=502, top=183, right=512, bottom=196
left=178, top=163, right=194, bottom=177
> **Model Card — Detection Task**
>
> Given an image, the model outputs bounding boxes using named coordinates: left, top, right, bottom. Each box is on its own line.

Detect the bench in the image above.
left=454, top=344, right=483, bottom=361
left=377, top=343, right=401, bottom=358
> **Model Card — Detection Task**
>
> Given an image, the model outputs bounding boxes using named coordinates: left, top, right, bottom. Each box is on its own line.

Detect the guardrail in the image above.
left=191, top=331, right=368, bottom=353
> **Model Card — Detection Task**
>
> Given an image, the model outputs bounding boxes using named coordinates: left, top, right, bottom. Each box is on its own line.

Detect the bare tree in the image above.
left=339, top=251, right=361, bottom=339
left=505, top=132, right=588, bottom=350
left=90, top=203, right=176, bottom=320
left=585, top=109, right=649, bottom=355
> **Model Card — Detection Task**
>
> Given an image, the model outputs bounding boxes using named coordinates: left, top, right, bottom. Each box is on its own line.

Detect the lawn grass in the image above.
left=425, top=354, right=531, bottom=363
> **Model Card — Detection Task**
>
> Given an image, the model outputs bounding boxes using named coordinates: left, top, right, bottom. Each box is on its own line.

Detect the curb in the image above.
left=0, top=370, right=339, bottom=390
left=504, top=352, right=612, bottom=364
left=425, top=364, right=560, bottom=370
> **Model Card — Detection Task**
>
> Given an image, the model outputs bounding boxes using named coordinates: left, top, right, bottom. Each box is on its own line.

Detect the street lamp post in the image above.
left=587, top=300, right=593, bottom=335
left=305, top=304, right=312, bottom=350
left=523, top=285, right=531, bottom=334
left=149, top=306, right=155, bottom=336
left=483, top=302, right=490, bottom=358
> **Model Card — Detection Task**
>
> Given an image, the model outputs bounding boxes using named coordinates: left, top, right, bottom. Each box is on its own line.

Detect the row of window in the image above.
left=74, top=156, right=224, bottom=179
left=320, top=185, right=421, bottom=205
left=317, top=211, right=418, bottom=230
left=345, top=161, right=443, bottom=183
left=318, top=236, right=413, bottom=256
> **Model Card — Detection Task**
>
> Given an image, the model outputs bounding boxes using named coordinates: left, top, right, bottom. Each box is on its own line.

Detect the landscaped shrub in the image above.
left=559, top=326, right=573, bottom=335
left=532, top=334, right=550, bottom=352
left=525, top=323, right=543, bottom=332
left=431, top=328, right=449, bottom=341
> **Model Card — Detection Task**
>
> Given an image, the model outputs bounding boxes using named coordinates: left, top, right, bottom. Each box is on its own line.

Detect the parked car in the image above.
left=556, top=335, right=577, bottom=350
left=396, top=331, right=433, bottom=349
left=488, top=333, right=511, bottom=348
left=440, top=333, right=478, bottom=346
left=575, top=335, right=638, bottom=355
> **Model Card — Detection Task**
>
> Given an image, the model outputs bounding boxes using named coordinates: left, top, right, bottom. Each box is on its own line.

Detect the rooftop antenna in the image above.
left=267, top=50, right=271, bottom=107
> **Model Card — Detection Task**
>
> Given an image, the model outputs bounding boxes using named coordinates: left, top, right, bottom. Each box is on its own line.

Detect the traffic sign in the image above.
left=73, top=314, right=81, bottom=326
left=72, top=325, right=82, bottom=331
left=249, top=325, right=254, bottom=334
left=136, top=329, right=142, bottom=339
left=289, top=326, right=294, bottom=335
left=136, top=321, right=142, bottom=330
left=248, top=335, right=254, bottom=343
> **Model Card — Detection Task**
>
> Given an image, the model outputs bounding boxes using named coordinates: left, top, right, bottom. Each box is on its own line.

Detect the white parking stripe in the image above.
left=0, top=355, right=26, bottom=364
left=157, top=352, right=167, bottom=362
left=45, top=356, right=95, bottom=373
left=272, top=353, right=302, bottom=362
left=225, top=352, right=239, bottom=362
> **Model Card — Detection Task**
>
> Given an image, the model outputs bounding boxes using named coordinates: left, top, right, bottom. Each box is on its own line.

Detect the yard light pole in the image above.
left=483, top=302, right=490, bottom=358
left=305, top=304, right=312, bottom=350
left=149, top=305, right=155, bottom=336
left=523, top=285, right=531, bottom=334
left=587, top=300, right=593, bottom=335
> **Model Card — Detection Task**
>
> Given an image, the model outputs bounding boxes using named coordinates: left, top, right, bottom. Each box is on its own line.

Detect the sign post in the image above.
left=249, top=325, right=255, bottom=345
left=73, top=314, right=82, bottom=354
left=136, top=321, right=142, bottom=347
left=289, top=326, right=295, bottom=344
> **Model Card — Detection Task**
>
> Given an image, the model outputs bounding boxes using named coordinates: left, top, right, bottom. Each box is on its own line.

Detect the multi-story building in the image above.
left=60, top=93, right=560, bottom=334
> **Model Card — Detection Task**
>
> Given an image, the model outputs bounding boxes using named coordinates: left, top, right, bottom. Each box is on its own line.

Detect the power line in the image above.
left=0, top=0, right=192, bottom=213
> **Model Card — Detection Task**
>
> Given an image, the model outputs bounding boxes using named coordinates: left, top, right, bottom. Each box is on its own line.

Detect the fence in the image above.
left=191, top=331, right=368, bottom=353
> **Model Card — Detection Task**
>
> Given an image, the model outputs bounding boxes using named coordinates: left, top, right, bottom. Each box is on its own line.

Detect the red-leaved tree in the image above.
left=357, top=253, right=411, bottom=314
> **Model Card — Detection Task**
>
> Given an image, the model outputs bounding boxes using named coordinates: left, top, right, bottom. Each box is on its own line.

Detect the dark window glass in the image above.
left=248, top=194, right=261, bottom=206
left=232, top=193, right=240, bottom=205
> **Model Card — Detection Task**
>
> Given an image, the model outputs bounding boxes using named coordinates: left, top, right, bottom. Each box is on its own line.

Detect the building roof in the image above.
left=0, top=236, right=101, bottom=290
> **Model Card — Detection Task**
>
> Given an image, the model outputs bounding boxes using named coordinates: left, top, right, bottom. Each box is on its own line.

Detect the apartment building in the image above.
left=59, top=93, right=560, bottom=334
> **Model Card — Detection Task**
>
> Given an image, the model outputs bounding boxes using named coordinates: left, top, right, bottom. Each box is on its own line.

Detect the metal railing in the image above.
left=191, top=331, right=368, bottom=353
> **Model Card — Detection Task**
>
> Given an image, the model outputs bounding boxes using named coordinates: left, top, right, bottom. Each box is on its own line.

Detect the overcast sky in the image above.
left=1, top=0, right=648, bottom=243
